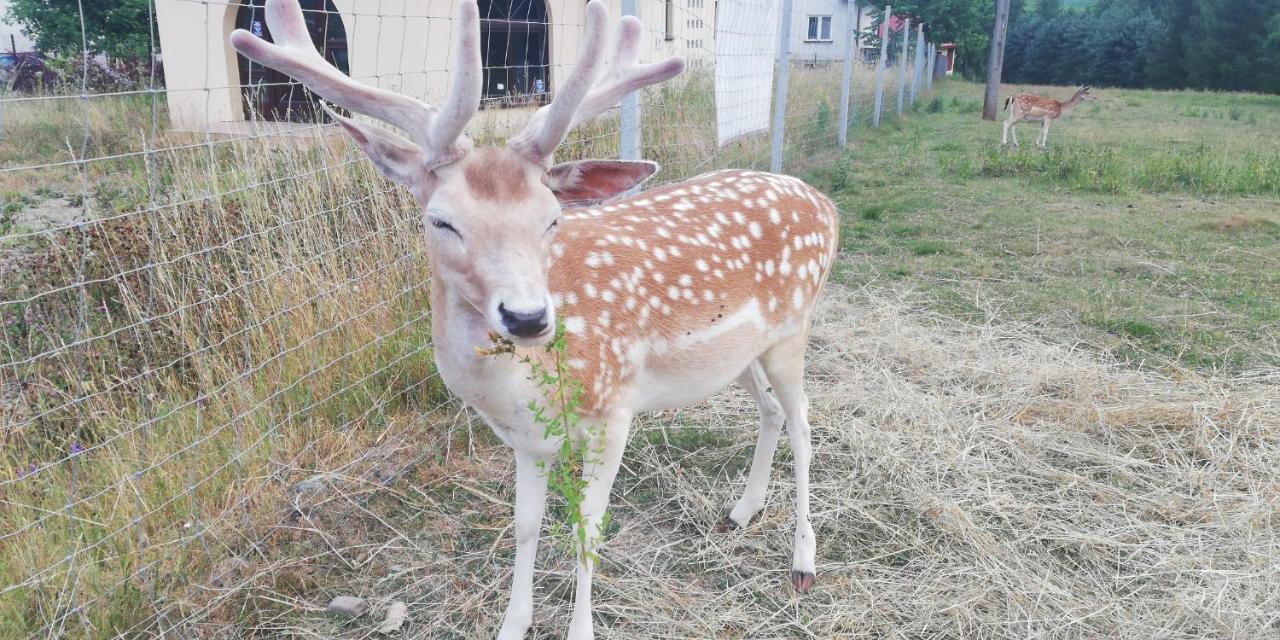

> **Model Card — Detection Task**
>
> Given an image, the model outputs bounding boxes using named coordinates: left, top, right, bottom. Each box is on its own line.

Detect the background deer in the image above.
left=1003, top=86, right=1097, bottom=148
left=232, top=1, right=838, bottom=637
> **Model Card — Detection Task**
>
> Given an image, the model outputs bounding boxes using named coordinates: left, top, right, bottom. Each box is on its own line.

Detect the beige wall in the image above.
left=156, top=0, right=715, bottom=133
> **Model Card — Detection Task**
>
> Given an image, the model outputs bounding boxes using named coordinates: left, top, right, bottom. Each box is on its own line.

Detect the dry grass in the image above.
left=0, top=128, right=444, bottom=637
left=175, top=289, right=1279, bottom=638
left=1, top=60, right=911, bottom=638
left=8, top=64, right=1274, bottom=639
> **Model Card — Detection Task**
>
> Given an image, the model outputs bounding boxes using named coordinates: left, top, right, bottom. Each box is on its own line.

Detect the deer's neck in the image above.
left=429, top=263, right=541, bottom=420
left=1060, top=95, right=1082, bottom=117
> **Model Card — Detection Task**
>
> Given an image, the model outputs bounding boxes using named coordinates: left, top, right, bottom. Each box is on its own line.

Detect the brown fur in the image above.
left=528, top=169, right=840, bottom=415
left=1007, top=87, right=1093, bottom=121
left=463, top=147, right=532, bottom=201
left=1004, top=87, right=1095, bottom=147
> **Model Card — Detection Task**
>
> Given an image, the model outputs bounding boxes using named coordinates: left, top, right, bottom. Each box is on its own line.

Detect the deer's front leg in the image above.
left=499, top=450, right=550, bottom=640
left=566, top=410, right=632, bottom=640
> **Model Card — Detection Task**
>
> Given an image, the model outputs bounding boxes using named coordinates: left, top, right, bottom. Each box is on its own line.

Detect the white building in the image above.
left=790, top=0, right=876, bottom=64
left=155, top=0, right=715, bottom=132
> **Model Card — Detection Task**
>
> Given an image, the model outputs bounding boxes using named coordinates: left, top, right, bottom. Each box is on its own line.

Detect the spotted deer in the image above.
left=232, top=1, right=838, bottom=637
left=1003, top=86, right=1097, bottom=148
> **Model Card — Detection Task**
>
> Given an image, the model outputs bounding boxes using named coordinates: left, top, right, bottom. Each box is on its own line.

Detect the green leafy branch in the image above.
left=480, top=319, right=605, bottom=566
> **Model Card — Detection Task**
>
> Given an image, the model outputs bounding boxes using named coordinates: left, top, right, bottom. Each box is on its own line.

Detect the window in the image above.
left=806, top=15, right=832, bottom=42
left=236, top=0, right=349, bottom=123
left=477, top=0, right=551, bottom=107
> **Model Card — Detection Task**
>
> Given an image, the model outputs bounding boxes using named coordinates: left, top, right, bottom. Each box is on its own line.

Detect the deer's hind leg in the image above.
left=758, top=333, right=817, bottom=593
left=719, top=360, right=787, bottom=531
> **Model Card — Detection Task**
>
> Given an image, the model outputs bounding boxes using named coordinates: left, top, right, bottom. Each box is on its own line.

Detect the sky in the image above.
left=0, top=0, right=36, bottom=52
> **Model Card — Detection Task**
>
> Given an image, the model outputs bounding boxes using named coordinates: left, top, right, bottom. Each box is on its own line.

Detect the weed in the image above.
left=860, top=203, right=886, bottom=221
left=1093, top=317, right=1160, bottom=339
left=506, top=320, right=605, bottom=564
left=908, top=239, right=950, bottom=255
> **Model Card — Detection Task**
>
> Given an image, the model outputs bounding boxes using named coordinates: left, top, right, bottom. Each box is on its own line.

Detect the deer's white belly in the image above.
left=631, top=297, right=800, bottom=411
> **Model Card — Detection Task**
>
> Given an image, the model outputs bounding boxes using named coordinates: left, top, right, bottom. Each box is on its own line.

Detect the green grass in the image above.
left=807, top=81, right=1280, bottom=372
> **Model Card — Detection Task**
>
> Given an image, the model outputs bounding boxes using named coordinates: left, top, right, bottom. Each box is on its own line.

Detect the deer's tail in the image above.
left=1004, top=95, right=1013, bottom=111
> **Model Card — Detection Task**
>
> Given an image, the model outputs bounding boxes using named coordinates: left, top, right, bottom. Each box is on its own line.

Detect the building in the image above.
left=938, top=42, right=956, bottom=75
left=154, top=0, right=716, bottom=133
left=789, top=0, right=877, bottom=64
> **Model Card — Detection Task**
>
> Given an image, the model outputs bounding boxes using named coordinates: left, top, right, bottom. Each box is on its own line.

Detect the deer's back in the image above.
left=1011, top=93, right=1063, bottom=119
left=547, top=169, right=839, bottom=414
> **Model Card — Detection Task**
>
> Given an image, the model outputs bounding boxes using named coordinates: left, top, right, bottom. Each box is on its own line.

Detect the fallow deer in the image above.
left=1003, top=86, right=1097, bottom=148
left=231, top=2, right=838, bottom=638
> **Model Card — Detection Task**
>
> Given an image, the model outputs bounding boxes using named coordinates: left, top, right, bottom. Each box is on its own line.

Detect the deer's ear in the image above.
left=324, top=105, right=432, bottom=201
left=544, top=160, right=659, bottom=206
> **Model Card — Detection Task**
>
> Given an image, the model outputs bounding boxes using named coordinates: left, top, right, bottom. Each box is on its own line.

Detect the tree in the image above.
left=1183, top=0, right=1280, bottom=92
left=1004, top=0, right=1280, bottom=92
left=880, top=0, right=999, bottom=77
left=6, top=0, right=156, bottom=58
left=1086, top=5, right=1162, bottom=87
left=1145, top=0, right=1196, bottom=89
left=1038, top=0, right=1063, bottom=19
left=1046, top=12, right=1091, bottom=84
left=1265, top=11, right=1280, bottom=92
left=983, top=0, right=1012, bottom=119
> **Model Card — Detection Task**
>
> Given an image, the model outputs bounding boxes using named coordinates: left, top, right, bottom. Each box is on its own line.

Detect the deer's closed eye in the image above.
left=430, top=217, right=461, bottom=237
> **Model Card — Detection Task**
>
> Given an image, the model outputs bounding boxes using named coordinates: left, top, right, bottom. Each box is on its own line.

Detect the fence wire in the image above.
left=0, top=1, right=938, bottom=636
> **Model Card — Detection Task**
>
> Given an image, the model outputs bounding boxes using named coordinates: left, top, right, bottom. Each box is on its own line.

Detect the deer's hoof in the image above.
left=791, top=570, right=815, bottom=593
left=714, top=515, right=739, bottom=533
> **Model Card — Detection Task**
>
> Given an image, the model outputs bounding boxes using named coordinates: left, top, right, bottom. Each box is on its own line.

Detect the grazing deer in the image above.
left=232, top=1, right=838, bottom=637
left=1002, top=86, right=1097, bottom=148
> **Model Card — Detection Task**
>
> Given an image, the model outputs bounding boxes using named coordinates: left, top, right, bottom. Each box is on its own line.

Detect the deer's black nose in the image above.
left=499, top=304, right=549, bottom=338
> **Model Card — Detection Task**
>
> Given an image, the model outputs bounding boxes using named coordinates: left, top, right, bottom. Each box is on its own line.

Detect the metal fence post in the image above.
left=837, top=0, right=859, bottom=147
left=896, top=17, right=909, bottom=118
left=910, top=23, right=924, bottom=106
left=927, top=42, right=936, bottom=93
left=872, top=5, right=891, bottom=128
left=619, top=0, right=641, bottom=160
left=850, top=6, right=865, bottom=132
left=770, top=0, right=795, bottom=172
left=924, top=42, right=932, bottom=94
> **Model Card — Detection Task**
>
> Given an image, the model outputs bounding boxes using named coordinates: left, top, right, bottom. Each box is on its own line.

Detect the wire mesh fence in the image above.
left=0, top=1, right=940, bottom=636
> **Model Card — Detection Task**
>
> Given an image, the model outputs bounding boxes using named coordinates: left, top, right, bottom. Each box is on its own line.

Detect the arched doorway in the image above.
left=478, top=0, right=551, bottom=107
left=235, top=0, right=349, bottom=122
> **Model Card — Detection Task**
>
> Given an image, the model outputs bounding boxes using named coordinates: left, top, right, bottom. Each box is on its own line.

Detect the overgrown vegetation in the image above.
left=808, top=80, right=1279, bottom=372
left=0, top=126, right=445, bottom=637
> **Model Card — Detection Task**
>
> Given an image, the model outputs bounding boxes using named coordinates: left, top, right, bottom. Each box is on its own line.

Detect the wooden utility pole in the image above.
left=982, top=0, right=1011, bottom=121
